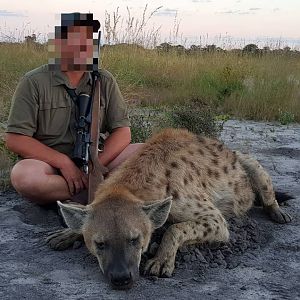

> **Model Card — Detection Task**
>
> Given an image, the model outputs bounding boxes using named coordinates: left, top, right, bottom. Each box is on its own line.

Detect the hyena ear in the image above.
left=57, top=201, right=89, bottom=232
left=142, top=196, right=173, bottom=229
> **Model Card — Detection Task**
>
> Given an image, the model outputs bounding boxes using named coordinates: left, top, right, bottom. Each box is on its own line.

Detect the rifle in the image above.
left=87, top=70, right=108, bottom=204
left=71, top=30, right=108, bottom=204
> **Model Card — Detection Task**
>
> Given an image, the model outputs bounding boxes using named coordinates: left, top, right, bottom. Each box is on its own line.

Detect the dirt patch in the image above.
left=143, top=214, right=269, bottom=274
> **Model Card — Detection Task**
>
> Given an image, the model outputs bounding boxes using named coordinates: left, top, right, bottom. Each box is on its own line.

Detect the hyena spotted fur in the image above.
left=47, top=128, right=291, bottom=289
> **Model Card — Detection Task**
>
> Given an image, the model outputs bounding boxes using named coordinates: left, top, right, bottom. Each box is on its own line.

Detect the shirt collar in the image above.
left=51, top=66, right=92, bottom=88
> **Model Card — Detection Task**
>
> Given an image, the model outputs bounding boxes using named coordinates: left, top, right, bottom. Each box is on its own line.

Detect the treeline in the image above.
left=1, top=34, right=299, bottom=56
left=155, top=42, right=299, bottom=56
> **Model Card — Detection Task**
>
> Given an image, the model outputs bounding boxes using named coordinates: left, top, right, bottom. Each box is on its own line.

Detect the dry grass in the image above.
left=102, top=45, right=300, bottom=122
left=0, top=42, right=299, bottom=125
left=0, top=9, right=299, bottom=188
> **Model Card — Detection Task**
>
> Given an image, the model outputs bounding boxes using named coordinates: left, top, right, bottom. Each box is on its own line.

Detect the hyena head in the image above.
left=57, top=193, right=172, bottom=290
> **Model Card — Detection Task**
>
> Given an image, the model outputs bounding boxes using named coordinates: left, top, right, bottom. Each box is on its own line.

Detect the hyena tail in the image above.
left=235, top=151, right=292, bottom=223
left=252, top=191, right=293, bottom=206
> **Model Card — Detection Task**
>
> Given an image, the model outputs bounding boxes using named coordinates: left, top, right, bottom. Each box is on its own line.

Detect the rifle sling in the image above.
left=88, top=73, right=108, bottom=204
left=63, top=86, right=78, bottom=105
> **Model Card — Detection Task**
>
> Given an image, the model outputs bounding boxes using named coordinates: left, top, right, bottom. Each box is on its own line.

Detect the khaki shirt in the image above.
left=6, top=64, right=130, bottom=157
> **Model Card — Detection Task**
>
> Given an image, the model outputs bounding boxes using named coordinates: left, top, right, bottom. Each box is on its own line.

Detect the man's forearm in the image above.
left=98, top=127, right=131, bottom=166
left=5, top=133, right=69, bottom=169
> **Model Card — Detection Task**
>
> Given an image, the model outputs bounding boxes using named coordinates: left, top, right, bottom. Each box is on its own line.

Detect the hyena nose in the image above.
left=110, top=271, right=133, bottom=289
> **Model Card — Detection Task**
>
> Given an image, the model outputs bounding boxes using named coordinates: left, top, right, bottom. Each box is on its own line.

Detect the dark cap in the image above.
left=61, top=12, right=100, bottom=32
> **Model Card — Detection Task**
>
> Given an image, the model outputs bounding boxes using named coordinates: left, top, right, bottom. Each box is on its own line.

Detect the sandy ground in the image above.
left=1, top=120, right=299, bottom=300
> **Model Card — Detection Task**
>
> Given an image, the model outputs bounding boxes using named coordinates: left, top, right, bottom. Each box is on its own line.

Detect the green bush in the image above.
left=129, top=108, right=157, bottom=143
left=0, top=140, right=17, bottom=190
left=163, top=103, right=220, bottom=136
left=129, top=103, right=219, bottom=143
left=278, top=110, right=295, bottom=125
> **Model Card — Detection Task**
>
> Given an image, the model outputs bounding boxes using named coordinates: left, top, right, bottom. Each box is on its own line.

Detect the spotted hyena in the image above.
left=47, top=128, right=291, bottom=289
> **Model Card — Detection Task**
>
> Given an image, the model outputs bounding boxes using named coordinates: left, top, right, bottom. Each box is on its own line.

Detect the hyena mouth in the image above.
left=109, top=272, right=134, bottom=290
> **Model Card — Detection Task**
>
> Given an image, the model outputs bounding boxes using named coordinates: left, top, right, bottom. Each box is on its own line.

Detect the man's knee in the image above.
left=10, top=159, right=56, bottom=200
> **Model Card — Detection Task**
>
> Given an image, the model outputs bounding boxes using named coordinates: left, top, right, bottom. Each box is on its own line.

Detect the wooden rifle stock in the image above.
left=88, top=75, right=108, bottom=204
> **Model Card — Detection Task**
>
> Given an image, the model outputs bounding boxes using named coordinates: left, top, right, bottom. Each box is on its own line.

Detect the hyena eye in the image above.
left=95, top=241, right=106, bottom=251
left=129, top=236, right=140, bottom=246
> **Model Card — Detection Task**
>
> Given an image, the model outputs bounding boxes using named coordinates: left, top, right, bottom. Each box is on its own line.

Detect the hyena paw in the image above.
left=46, top=228, right=82, bottom=250
left=267, top=207, right=292, bottom=224
left=144, top=256, right=175, bottom=278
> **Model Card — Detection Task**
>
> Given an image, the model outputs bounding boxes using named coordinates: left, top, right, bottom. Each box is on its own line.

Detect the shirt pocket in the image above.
left=37, top=101, right=72, bottom=138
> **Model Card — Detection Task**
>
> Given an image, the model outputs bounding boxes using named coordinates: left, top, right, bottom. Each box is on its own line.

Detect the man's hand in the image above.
left=59, top=157, right=88, bottom=196
left=5, top=133, right=88, bottom=197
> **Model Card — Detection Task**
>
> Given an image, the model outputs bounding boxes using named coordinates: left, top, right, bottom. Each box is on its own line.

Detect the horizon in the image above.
left=0, top=0, right=299, bottom=49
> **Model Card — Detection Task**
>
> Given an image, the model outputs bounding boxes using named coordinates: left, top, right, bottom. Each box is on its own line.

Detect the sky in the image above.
left=0, top=0, right=299, bottom=48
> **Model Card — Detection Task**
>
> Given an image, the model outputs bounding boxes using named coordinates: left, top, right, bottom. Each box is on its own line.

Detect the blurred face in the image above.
left=49, top=25, right=97, bottom=71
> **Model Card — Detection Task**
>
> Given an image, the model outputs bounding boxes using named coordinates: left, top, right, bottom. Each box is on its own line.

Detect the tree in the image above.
left=156, top=42, right=173, bottom=53
left=190, top=44, right=201, bottom=52
left=24, top=34, right=37, bottom=44
left=242, top=44, right=259, bottom=54
left=203, top=44, right=216, bottom=52
left=174, top=44, right=185, bottom=54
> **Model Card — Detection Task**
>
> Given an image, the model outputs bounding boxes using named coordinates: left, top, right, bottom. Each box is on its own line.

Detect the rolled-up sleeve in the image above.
left=105, top=76, right=130, bottom=133
left=6, top=76, right=39, bottom=136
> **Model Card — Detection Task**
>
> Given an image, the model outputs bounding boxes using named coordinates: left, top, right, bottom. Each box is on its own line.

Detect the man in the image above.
left=5, top=13, right=139, bottom=205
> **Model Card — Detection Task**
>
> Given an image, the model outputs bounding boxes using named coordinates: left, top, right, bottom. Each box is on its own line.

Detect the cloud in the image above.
left=218, top=7, right=261, bottom=15
left=273, top=8, right=280, bottom=12
left=192, top=0, right=212, bottom=3
left=219, top=10, right=241, bottom=15
left=221, top=10, right=237, bottom=14
left=154, top=8, right=178, bottom=17
left=0, top=10, right=25, bottom=17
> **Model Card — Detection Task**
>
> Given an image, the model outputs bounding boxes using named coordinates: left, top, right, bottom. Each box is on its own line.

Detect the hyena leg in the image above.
left=236, top=151, right=292, bottom=223
left=46, top=229, right=83, bottom=250
left=144, top=211, right=229, bottom=277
